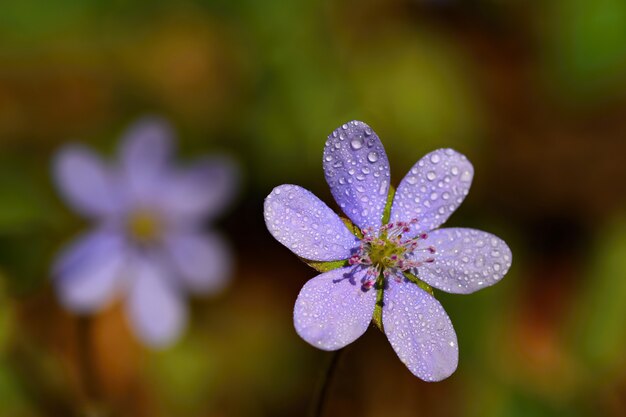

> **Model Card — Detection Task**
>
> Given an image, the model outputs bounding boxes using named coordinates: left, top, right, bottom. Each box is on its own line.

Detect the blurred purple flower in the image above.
left=52, top=117, right=237, bottom=348
left=264, top=120, right=511, bottom=381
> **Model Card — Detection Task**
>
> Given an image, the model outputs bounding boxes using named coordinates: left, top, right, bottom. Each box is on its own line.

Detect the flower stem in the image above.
left=310, top=348, right=345, bottom=417
left=76, top=316, right=101, bottom=409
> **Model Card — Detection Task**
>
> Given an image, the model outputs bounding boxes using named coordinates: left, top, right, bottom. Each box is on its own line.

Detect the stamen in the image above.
left=353, top=217, right=437, bottom=287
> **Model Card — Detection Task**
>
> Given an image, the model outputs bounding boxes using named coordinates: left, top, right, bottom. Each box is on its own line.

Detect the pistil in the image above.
left=349, top=218, right=436, bottom=289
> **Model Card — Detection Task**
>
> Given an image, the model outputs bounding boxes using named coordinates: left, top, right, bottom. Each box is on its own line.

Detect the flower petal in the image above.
left=415, top=228, right=512, bottom=294
left=119, top=117, right=174, bottom=201
left=160, top=156, right=238, bottom=223
left=126, top=255, right=187, bottom=348
left=53, top=229, right=126, bottom=313
left=53, top=145, right=121, bottom=218
left=383, top=278, right=458, bottom=381
left=264, top=184, right=359, bottom=261
left=294, top=266, right=377, bottom=350
left=323, top=121, right=390, bottom=231
left=391, top=149, right=473, bottom=235
left=164, top=231, right=232, bottom=295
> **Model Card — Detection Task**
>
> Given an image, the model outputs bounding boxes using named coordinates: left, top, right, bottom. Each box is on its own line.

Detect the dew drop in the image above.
left=426, top=171, right=436, bottom=181
left=430, top=154, right=441, bottom=164
left=367, top=151, right=379, bottom=163
left=379, top=179, right=388, bottom=195
left=350, top=137, right=363, bottom=150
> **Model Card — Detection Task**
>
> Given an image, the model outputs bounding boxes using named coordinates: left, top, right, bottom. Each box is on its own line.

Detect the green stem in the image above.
left=310, top=348, right=345, bottom=417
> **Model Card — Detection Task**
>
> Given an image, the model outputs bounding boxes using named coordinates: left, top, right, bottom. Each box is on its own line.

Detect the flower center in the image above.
left=128, top=209, right=162, bottom=244
left=349, top=219, right=436, bottom=289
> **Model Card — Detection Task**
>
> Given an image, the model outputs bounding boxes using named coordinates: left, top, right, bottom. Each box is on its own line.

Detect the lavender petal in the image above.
left=164, top=230, right=232, bottom=295
left=159, top=156, right=238, bottom=223
left=264, top=184, right=359, bottom=261
left=53, top=229, right=126, bottom=313
left=119, top=117, right=174, bottom=202
left=53, top=145, right=121, bottom=218
left=391, top=149, right=473, bottom=236
left=414, top=228, right=512, bottom=294
left=383, top=278, right=458, bottom=381
left=294, top=266, right=377, bottom=350
left=126, top=254, right=187, bottom=348
left=323, top=121, right=390, bottom=231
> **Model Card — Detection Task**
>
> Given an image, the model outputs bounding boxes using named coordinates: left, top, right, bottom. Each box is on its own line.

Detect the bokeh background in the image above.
left=1, top=0, right=626, bottom=416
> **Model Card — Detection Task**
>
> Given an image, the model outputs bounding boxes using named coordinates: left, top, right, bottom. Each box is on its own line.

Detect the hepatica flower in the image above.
left=52, top=118, right=237, bottom=347
left=264, top=121, right=511, bottom=381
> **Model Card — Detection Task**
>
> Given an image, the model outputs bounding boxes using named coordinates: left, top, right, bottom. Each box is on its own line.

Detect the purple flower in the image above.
left=52, top=117, right=237, bottom=348
left=264, top=121, right=511, bottom=381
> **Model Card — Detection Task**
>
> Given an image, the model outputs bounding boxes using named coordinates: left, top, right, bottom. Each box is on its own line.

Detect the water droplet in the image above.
left=350, top=137, right=363, bottom=150
left=407, top=176, right=417, bottom=185
left=461, top=171, right=471, bottom=182
left=451, top=166, right=459, bottom=176
left=367, top=151, right=379, bottom=163
left=426, top=171, right=436, bottom=181
left=430, top=192, right=438, bottom=200
left=430, top=154, right=441, bottom=164
left=379, top=180, right=388, bottom=195
left=325, top=155, right=333, bottom=162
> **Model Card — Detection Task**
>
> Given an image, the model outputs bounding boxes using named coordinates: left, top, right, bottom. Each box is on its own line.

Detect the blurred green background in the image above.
left=1, top=0, right=626, bottom=416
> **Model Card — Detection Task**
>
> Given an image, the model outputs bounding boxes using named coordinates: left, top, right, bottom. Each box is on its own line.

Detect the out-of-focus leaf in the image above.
left=0, top=360, right=32, bottom=416
left=148, top=334, right=220, bottom=414
left=350, top=28, right=484, bottom=169
left=0, top=161, right=52, bottom=234
left=571, top=215, right=626, bottom=373
left=545, top=0, right=626, bottom=100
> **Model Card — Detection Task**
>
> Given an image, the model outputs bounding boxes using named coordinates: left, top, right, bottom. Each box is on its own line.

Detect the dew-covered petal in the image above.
left=264, top=184, right=359, bottom=261
left=159, top=156, right=238, bottom=223
left=323, top=121, right=390, bottom=231
left=119, top=117, right=174, bottom=201
left=164, top=231, right=232, bottom=295
left=294, top=266, right=377, bottom=350
left=126, top=255, right=187, bottom=348
left=53, top=145, right=121, bottom=218
left=415, top=228, right=512, bottom=294
left=53, top=229, right=126, bottom=313
left=391, top=149, right=473, bottom=235
left=383, top=278, right=458, bottom=381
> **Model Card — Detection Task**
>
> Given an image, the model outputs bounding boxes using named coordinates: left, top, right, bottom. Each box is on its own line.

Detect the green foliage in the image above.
left=571, top=215, right=626, bottom=374
left=546, top=0, right=626, bottom=100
